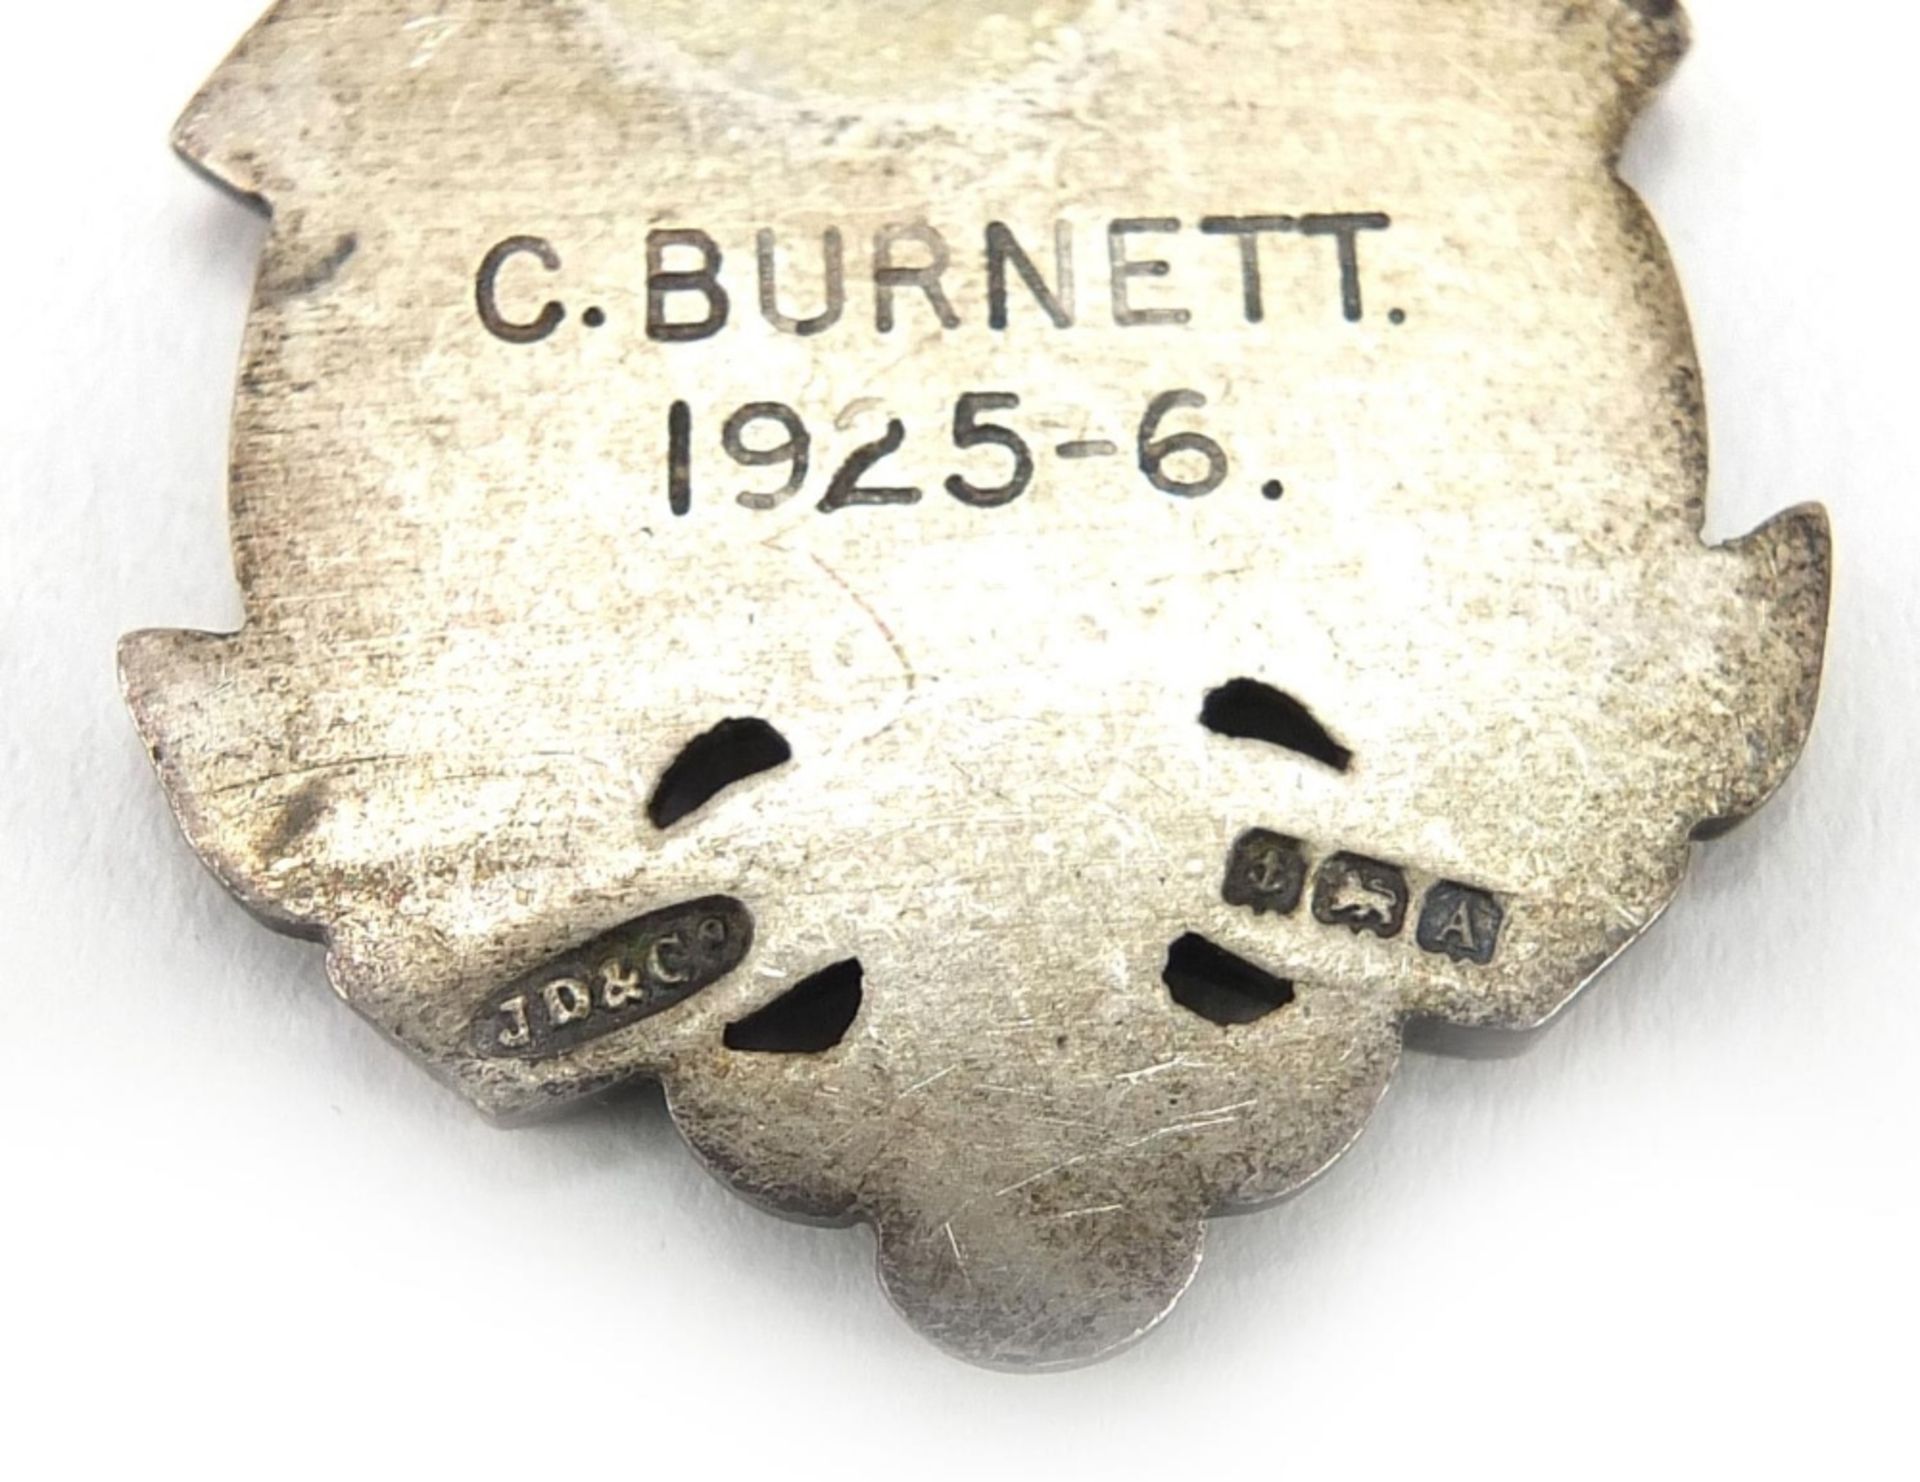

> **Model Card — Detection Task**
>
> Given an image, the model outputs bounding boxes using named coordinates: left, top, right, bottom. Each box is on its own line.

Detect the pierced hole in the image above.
left=648, top=717, right=792, bottom=829
left=1162, top=934, right=1295, bottom=1027
left=724, top=959, right=864, bottom=1054
left=1201, top=678, right=1352, bottom=773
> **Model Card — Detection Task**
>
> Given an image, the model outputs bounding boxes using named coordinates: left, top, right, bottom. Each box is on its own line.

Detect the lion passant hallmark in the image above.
left=123, top=0, right=1830, bottom=1367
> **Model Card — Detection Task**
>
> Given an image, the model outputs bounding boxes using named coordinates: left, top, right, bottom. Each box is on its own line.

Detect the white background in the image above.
left=2, top=1, right=1914, bottom=1476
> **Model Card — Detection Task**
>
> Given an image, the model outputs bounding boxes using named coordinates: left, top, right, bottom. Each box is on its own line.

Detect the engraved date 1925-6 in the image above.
left=646, top=389, right=1271, bottom=519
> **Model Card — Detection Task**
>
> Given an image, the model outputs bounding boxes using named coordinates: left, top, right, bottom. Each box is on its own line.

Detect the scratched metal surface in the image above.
left=121, top=0, right=1830, bottom=1368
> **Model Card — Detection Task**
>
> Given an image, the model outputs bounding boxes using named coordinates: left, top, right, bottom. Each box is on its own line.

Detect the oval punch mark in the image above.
left=1201, top=679, right=1352, bottom=773
left=471, top=897, right=754, bottom=1060
left=648, top=717, right=793, bottom=829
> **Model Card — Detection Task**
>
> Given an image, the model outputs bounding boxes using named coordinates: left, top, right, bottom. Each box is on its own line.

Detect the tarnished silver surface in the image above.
left=121, top=0, right=1830, bottom=1367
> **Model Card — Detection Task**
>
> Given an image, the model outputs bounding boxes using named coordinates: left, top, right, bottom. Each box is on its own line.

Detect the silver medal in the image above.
left=123, top=0, right=1831, bottom=1366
